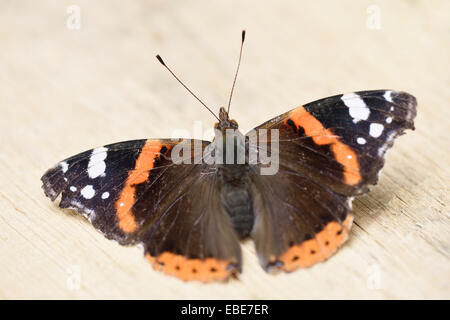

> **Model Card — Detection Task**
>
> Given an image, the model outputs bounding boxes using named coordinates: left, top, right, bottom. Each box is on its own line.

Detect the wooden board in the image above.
left=0, top=0, right=448, bottom=299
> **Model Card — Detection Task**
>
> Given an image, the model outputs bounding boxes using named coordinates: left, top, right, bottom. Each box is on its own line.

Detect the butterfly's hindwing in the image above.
left=137, top=162, right=242, bottom=281
left=248, top=166, right=353, bottom=271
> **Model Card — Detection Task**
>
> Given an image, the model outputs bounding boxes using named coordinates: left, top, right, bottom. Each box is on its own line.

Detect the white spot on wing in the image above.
left=369, top=123, right=384, bottom=138
left=70, top=186, right=77, bottom=192
left=383, top=90, right=393, bottom=103
left=386, top=117, right=392, bottom=124
left=69, top=200, right=96, bottom=222
left=341, top=92, right=370, bottom=123
left=101, top=192, right=110, bottom=199
left=81, top=185, right=95, bottom=199
left=377, top=131, right=397, bottom=157
left=357, top=137, right=367, bottom=145
left=59, top=161, right=68, bottom=173
left=347, top=197, right=354, bottom=210
left=88, top=147, right=108, bottom=179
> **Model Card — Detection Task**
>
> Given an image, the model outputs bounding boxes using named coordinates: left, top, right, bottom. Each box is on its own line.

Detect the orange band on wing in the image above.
left=146, top=252, right=236, bottom=282
left=287, top=107, right=361, bottom=185
left=279, top=214, right=353, bottom=272
left=115, top=140, right=163, bottom=233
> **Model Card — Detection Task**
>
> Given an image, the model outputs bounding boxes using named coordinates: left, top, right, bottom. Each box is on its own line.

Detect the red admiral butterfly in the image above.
left=41, top=31, right=417, bottom=282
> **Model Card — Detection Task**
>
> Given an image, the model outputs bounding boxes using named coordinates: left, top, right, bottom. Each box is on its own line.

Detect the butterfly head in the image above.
left=215, top=107, right=239, bottom=131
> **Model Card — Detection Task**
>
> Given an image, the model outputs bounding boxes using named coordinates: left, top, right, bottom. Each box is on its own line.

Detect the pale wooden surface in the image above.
left=0, top=0, right=449, bottom=299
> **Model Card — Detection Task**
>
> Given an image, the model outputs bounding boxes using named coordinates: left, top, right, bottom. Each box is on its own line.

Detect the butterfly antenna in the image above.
left=156, top=54, right=220, bottom=121
left=226, top=30, right=246, bottom=114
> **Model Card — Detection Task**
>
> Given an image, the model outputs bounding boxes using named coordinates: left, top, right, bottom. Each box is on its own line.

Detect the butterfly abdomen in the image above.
left=219, top=165, right=253, bottom=239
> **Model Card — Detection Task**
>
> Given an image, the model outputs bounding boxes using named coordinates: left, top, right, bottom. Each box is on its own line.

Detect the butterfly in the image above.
left=41, top=31, right=417, bottom=282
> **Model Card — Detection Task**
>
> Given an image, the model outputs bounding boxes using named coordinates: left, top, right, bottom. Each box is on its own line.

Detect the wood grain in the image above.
left=0, top=0, right=448, bottom=299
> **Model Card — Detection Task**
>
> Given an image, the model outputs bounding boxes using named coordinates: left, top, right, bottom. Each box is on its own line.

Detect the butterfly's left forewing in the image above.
left=41, top=138, right=242, bottom=282
left=248, top=90, right=417, bottom=272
